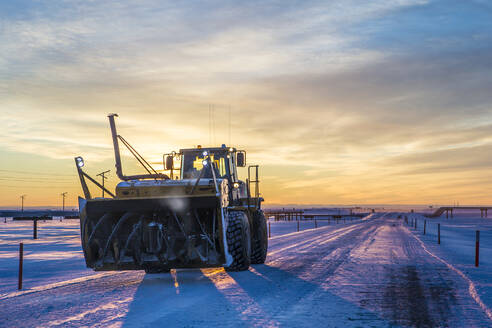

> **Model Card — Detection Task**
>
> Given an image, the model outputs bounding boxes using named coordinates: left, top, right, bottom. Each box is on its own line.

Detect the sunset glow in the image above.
left=1, top=1, right=492, bottom=207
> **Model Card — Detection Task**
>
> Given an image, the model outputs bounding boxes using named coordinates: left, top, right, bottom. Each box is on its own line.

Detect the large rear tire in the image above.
left=250, top=210, right=268, bottom=264
left=224, top=211, right=251, bottom=271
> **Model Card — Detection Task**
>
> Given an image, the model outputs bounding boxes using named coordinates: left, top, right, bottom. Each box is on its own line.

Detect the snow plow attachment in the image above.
left=80, top=195, right=227, bottom=271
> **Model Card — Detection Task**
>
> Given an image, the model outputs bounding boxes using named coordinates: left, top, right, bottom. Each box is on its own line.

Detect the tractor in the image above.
left=75, top=114, right=267, bottom=272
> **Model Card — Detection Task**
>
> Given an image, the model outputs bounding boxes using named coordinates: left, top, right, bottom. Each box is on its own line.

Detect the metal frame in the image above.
left=108, top=114, right=168, bottom=181
left=248, top=165, right=260, bottom=208
left=75, top=157, right=115, bottom=200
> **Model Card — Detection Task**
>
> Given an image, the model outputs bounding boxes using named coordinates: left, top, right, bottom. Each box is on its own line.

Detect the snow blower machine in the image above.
left=75, top=114, right=267, bottom=273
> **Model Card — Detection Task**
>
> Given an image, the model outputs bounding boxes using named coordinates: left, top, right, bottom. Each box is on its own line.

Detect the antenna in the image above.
left=209, top=104, right=211, bottom=145
left=228, top=105, right=231, bottom=145
left=212, top=104, right=216, bottom=145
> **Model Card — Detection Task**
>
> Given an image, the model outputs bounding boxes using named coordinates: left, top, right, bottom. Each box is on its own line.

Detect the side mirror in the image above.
left=236, top=152, right=246, bottom=167
left=165, top=155, right=173, bottom=170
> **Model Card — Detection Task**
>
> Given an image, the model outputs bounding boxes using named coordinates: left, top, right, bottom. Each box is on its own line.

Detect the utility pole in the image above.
left=61, top=192, right=67, bottom=211
left=97, top=170, right=110, bottom=197
left=20, top=195, right=26, bottom=212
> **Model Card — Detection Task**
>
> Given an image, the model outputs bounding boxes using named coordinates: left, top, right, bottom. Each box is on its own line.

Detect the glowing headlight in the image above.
left=202, top=160, right=208, bottom=166
left=76, top=156, right=84, bottom=168
left=229, top=147, right=234, bottom=152
left=233, top=182, right=239, bottom=189
left=202, top=151, right=208, bottom=156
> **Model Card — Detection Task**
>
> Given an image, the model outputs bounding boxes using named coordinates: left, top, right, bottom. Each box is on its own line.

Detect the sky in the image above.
left=1, top=0, right=492, bottom=208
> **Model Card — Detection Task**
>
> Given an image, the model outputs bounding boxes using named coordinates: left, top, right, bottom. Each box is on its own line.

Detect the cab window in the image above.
left=182, top=151, right=228, bottom=179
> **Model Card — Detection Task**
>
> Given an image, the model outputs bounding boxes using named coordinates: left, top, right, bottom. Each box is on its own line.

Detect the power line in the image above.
left=0, top=169, right=75, bottom=176
left=2, top=185, right=80, bottom=188
left=0, top=177, right=75, bottom=183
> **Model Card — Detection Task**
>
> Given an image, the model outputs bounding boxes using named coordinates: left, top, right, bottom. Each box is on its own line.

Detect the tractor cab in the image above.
left=164, top=145, right=254, bottom=206
left=180, top=146, right=241, bottom=180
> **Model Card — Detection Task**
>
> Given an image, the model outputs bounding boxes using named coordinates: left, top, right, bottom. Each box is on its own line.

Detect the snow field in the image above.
left=406, top=213, right=492, bottom=317
left=1, top=213, right=492, bottom=327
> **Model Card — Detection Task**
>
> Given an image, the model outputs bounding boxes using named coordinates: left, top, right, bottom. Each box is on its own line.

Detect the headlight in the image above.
left=202, top=151, right=208, bottom=156
left=76, top=157, right=84, bottom=168
left=202, top=160, right=208, bottom=166
left=229, top=147, right=234, bottom=152
left=233, top=182, right=239, bottom=189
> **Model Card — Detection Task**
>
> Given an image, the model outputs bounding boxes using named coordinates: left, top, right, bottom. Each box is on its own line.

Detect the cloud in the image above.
left=1, top=0, right=492, bottom=205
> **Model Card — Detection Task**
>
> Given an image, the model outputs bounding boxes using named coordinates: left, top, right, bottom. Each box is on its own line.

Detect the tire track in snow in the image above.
left=46, top=297, right=133, bottom=327
left=201, top=268, right=280, bottom=328
left=0, top=271, right=128, bottom=301
left=268, top=221, right=367, bottom=258
left=257, top=218, right=386, bottom=326
left=409, top=227, right=492, bottom=323
left=0, top=272, right=144, bottom=328
left=0, top=220, right=366, bottom=302
left=318, top=218, right=484, bottom=327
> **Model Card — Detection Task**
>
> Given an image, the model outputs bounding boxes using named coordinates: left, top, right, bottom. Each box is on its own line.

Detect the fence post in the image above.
left=424, top=220, right=426, bottom=235
left=268, top=221, right=271, bottom=238
left=415, top=219, right=417, bottom=230
left=475, top=230, right=480, bottom=267
left=297, top=220, right=299, bottom=232
left=33, top=219, right=38, bottom=239
left=18, top=243, right=23, bottom=290
left=438, top=224, right=440, bottom=244
left=315, top=219, right=317, bottom=228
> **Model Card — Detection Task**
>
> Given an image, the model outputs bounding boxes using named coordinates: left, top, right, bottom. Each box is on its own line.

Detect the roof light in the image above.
left=202, top=151, right=208, bottom=156
left=75, top=156, right=84, bottom=168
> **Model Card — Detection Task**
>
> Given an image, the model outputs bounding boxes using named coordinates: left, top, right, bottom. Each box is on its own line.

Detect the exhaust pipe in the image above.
left=108, top=114, right=168, bottom=181
left=108, top=113, right=124, bottom=179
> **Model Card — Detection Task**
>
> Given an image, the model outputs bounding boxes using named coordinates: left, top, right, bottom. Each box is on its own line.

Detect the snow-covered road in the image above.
left=1, top=214, right=491, bottom=327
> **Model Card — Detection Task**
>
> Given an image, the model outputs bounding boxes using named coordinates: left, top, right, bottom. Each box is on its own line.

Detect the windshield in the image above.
left=181, top=151, right=228, bottom=179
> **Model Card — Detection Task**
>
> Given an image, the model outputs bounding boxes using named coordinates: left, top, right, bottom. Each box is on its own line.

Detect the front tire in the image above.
left=250, top=210, right=268, bottom=264
left=225, top=211, right=251, bottom=271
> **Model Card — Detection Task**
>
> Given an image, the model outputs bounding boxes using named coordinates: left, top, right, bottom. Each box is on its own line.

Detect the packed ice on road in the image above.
left=1, top=213, right=492, bottom=327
